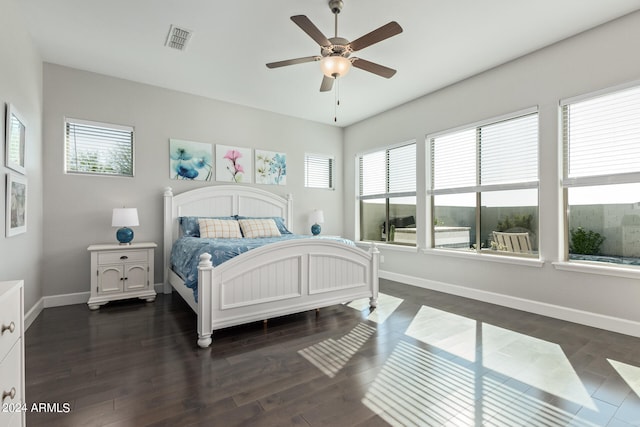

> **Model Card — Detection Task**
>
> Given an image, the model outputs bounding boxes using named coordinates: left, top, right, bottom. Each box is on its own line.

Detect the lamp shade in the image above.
left=112, top=208, right=139, bottom=244
left=320, top=56, right=351, bottom=79
left=309, top=209, right=325, bottom=225
left=112, top=208, right=139, bottom=227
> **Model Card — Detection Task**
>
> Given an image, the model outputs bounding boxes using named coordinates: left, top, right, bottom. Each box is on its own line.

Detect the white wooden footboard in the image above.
left=196, top=239, right=379, bottom=348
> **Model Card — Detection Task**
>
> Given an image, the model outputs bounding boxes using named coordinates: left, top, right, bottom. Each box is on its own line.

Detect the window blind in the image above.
left=304, top=153, right=334, bottom=189
left=563, top=84, right=640, bottom=184
left=359, top=150, right=386, bottom=197
left=358, top=142, right=416, bottom=199
left=65, top=119, right=134, bottom=176
left=431, top=112, right=538, bottom=194
left=388, top=143, right=416, bottom=194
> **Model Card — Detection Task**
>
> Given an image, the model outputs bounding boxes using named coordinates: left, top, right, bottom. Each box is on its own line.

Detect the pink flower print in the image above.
left=224, top=150, right=242, bottom=161
left=224, top=149, right=244, bottom=182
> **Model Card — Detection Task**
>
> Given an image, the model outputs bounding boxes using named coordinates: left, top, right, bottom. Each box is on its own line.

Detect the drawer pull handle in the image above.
left=1, top=387, right=16, bottom=402
left=1, top=321, right=15, bottom=334
left=120, top=255, right=128, bottom=260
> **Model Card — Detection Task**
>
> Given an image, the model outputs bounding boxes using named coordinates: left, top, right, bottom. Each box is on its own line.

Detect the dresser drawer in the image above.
left=98, top=250, right=148, bottom=265
left=0, top=286, right=21, bottom=362
left=0, top=340, right=23, bottom=426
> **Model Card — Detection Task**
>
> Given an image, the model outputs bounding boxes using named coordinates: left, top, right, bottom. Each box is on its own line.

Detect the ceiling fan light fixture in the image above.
left=320, top=56, right=351, bottom=79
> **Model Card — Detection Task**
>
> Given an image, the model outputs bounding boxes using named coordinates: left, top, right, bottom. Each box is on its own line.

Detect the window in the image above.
left=562, top=83, right=640, bottom=266
left=357, top=142, right=416, bottom=246
left=305, top=153, right=334, bottom=189
left=65, top=118, right=134, bottom=176
left=429, top=110, right=539, bottom=255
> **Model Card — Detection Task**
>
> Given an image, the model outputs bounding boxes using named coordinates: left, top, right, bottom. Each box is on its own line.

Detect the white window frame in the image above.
left=356, top=140, right=417, bottom=245
left=557, top=80, right=640, bottom=272
left=65, top=118, right=135, bottom=177
left=304, top=153, right=335, bottom=190
left=427, top=107, right=540, bottom=256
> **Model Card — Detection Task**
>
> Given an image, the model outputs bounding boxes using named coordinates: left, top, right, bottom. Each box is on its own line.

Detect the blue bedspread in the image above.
left=170, top=234, right=355, bottom=301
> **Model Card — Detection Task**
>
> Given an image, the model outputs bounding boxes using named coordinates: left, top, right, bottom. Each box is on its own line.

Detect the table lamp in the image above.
left=112, top=208, right=139, bottom=245
left=309, top=209, right=325, bottom=236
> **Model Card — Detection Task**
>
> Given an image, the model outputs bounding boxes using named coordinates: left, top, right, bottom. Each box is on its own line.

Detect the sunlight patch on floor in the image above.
left=405, top=306, right=477, bottom=361
left=609, top=359, right=640, bottom=399
left=298, top=323, right=376, bottom=378
left=362, top=340, right=601, bottom=427
left=346, top=292, right=403, bottom=324
left=483, top=323, right=596, bottom=410
left=404, top=305, right=595, bottom=410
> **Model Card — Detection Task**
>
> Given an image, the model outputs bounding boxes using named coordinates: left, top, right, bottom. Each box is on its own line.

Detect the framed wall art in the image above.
left=5, top=103, right=26, bottom=175
left=169, top=139, right=213, bottom=181
left=6, top=173, right=27, bottom=237
left=255, top=150, right=286, bottom=185
left=215, top=144, right=252, bottom=183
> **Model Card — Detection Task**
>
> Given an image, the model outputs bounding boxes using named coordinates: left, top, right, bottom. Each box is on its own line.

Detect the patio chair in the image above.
left=492, top=231, right=532, bottom=253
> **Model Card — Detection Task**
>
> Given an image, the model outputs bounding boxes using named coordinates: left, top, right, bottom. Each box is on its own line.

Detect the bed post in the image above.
left=197, top=253, right=214, bottom=348
left=369, top=243, right=380, bottom=308
left=163, top=187, right=174, bottom=294
left=286, top=193, right=293, bottom=231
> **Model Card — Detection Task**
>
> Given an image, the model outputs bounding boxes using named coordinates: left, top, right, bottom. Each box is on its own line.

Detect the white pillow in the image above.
left=238, top=218, right=282, bottom=238
left=198, top=218, right=242, bottom=239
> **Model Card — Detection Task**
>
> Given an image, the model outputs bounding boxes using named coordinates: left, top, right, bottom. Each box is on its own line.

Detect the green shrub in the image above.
left=570, top=227, right=605, bottom=255
left=496, top=214, right=533, bottom=232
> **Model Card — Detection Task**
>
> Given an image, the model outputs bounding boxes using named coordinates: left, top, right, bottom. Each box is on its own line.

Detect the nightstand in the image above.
left=87, top=242, right=157, bottom=310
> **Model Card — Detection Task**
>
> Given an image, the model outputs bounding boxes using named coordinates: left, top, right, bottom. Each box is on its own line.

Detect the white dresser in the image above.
left=0, top=280, right=25, bottom=427
left=87, top=242, right=157, bottom=310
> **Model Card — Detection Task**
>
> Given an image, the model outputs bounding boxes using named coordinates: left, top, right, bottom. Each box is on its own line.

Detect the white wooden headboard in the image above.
left=163, top=185, right=293, bottom=285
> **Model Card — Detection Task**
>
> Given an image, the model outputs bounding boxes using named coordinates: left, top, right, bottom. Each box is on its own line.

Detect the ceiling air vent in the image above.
left=165, top=25, right=192, bottom=51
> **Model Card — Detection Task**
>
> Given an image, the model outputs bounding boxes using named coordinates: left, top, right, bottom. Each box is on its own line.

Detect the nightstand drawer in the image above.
left=98, top=250, right=148, bottom=265
left=0, top=340, right=23, bottom=426
left=0, top=285, right=21, bottom=362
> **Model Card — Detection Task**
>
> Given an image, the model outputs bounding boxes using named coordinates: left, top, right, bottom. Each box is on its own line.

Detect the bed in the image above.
left=163, top=185, right=380, bottom=348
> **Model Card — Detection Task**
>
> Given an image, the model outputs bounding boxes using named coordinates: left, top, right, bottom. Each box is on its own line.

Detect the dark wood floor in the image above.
left=25, top=280, right=640, bottom=426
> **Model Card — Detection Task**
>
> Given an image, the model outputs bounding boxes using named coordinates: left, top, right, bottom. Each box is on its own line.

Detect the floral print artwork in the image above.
left=255, top=150, right=287, bottom=185
left=215, top=145, right=252, bottom=183
left=169, top=139, right=213, bottom=181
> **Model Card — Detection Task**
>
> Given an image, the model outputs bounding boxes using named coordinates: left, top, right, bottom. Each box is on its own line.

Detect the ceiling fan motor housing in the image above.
left=329, top=0, right=344, bottom=14
left=323, top=37, right=351, bottom=58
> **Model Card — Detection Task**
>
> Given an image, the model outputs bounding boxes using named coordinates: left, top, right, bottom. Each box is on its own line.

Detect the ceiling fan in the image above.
left=266, top=0, right=403, bottom=92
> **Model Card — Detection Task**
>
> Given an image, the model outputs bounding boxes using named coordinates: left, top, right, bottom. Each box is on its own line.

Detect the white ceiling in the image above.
left=18, top=0, right=640, bottom=127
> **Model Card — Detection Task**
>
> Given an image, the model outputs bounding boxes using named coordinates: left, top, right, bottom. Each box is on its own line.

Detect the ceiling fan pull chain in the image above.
left=334, top=78, right=340, bottom=122
left=333, top=83, right=340, bottom=123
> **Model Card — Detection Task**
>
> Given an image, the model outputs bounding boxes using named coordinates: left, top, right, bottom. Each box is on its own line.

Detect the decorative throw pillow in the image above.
left=180, top=216, right=236, bottom=237
left=198, top=218, right=243, bottom=239
left=237, top=219, right=282, bottom=238
left=235, top=216, right=292, bottom=234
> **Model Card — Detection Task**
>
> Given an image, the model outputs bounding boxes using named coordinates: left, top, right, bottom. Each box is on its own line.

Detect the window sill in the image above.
left=422, top=248, right=545, bottom=268
left=553, top=261, right=640, bottom=279
left=355, top=241, right=418, bottom=253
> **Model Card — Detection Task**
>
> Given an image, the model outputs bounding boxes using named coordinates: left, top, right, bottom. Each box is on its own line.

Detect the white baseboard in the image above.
left=380, top=270, right=640, bottom=339
left=25, top=298, right=44, bottom=330
left=25, top=283, right=165, bottom=330
left=44, top=291, right=90, bottom=308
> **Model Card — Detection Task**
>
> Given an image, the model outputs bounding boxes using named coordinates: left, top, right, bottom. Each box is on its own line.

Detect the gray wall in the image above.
left=343, top=11, right=640, bottom=325
left=42, top=64, right=343, bottom=297
left=0, top=0, right=44, bottom=311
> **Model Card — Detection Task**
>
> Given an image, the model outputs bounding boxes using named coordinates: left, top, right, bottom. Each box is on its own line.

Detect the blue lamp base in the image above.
left=311, top=223, right=321, bottom=236
left=116, top=227, right=134, bottom=245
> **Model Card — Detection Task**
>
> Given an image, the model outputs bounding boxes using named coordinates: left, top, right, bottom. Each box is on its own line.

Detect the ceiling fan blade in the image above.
left=352, top=58, right=397, bottom=78
left=291, top=15, right=331, bottom=47
left=266, top=56, right=321, bottom=69
left=320, top=75, right=334, bottom=92
left=349, top=21, right=403, bottom=52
